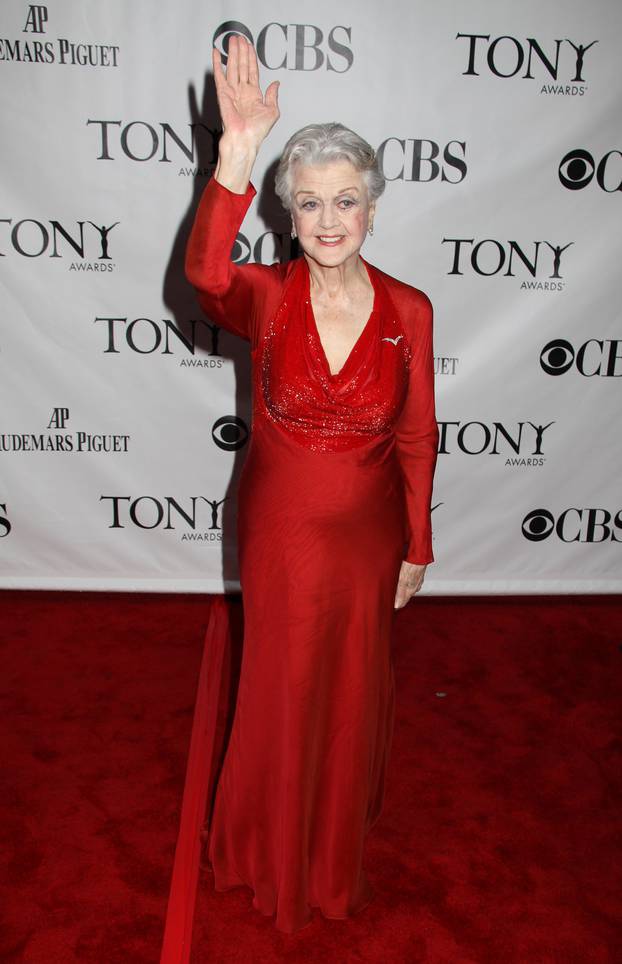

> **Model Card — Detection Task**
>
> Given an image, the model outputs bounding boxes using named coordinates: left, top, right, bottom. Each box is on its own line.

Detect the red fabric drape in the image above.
left=160, top=595, right=232, bottom=964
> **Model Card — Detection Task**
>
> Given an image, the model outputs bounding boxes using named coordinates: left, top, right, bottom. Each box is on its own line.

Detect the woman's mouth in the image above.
left=317, top=236, right=345, bottom=246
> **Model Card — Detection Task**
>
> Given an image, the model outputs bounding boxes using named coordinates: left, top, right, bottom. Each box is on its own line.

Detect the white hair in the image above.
left=274, top=122, right=386, bottom=212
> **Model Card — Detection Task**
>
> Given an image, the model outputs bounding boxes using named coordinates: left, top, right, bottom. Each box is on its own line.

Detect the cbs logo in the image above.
left=559, top=149, right=622, bottom=191
left=522, top=508, right=622, bottom=543
left=212, top=416, right=248, bottom=452
left=213, top=21, right=353, bottom=72
left=540, top=339, right=622, bottom=377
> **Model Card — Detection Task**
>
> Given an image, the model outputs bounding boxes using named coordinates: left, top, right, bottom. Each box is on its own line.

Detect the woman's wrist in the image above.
left=214, top=135, right=259, bottom=194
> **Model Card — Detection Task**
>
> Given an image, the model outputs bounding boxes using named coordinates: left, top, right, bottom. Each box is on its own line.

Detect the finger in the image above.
left=265, top=80, right=280, bottom=110
left=212, top=45, right=225, bottom=88
left=238, top=35, right=249, bottom=84
left=227, top=34, right=239, bottom=85
left=248, top=41, right=260, bottom=86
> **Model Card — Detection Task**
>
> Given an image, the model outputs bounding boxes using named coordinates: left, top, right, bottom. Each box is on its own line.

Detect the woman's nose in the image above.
left=318, top=205, right=338, bottom=228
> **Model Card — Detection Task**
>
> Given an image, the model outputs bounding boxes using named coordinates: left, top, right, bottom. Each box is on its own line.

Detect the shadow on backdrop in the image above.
left=162, top=69, right=297, bottom=594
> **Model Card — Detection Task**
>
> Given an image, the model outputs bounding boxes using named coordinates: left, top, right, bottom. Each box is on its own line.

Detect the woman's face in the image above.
left=290, top=159, right=375, bottom=270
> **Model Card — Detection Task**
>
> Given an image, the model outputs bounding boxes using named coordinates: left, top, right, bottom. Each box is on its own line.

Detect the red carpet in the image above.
left=1, top=591, right=620, bottom=963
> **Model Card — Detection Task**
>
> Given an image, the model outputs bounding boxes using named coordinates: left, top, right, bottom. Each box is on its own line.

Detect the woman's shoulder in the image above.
left=366, top=260, right=433, bottom=326
left=243, top=255, right=300, bottom=293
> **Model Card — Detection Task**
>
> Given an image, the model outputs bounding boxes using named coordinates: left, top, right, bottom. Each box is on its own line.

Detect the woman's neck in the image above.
left=304, top=252, right=370, bottom=300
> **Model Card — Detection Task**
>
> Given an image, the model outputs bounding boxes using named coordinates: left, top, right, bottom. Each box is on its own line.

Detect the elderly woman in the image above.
left=185, top=36, right=438, bottom=933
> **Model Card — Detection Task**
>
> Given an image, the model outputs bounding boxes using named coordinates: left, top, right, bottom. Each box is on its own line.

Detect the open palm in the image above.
left=213, top=35, right=280, bottom=150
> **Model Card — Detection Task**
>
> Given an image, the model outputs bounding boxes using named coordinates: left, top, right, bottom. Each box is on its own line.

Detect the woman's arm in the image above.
left=185, top=177, right=261, bottom=342
left=393, top=291, right=438, bottom=608
left=394, top=291, right=439, bottom=566
left=184, top=37, right=281, bottom=342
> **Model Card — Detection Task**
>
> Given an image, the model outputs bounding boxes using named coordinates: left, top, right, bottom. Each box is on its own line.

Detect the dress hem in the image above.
left=206, top=868, right=375, bottom=933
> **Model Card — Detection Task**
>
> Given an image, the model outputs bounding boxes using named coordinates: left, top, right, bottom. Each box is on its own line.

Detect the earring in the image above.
left=368, top=223, right=374, bottom=236
left=291, top=224, right=297, bottom=239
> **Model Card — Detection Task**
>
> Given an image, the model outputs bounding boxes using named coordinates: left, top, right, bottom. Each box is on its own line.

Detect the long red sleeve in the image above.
left=184, top=177, right=276, bottom=346
left=392, top=291, right=439, bottom=565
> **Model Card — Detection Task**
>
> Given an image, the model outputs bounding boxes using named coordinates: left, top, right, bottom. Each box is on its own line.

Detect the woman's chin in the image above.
left=301, top=240, right=362, bottom=268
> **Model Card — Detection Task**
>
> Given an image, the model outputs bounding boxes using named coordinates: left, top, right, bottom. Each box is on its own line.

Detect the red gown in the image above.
left=185, top=177, right=439, bottom=933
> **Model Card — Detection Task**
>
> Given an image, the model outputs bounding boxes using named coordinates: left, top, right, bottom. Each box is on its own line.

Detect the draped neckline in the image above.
left=303, top=257, right=379, bottom=382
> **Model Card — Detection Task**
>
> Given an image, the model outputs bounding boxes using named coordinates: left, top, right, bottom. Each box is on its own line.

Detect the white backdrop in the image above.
left=1, top=0, right=620, bottom=593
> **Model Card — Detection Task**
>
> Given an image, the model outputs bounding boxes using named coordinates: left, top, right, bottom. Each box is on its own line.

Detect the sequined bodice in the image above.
left=257, top=258, right=411, bottom=453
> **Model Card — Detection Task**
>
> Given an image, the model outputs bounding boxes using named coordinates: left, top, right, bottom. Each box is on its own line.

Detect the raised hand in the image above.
left=213, top=35, right=280, bottom=153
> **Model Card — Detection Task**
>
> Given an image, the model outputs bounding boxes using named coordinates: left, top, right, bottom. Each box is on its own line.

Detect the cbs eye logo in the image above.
left=213, top=21, right=254, bottom=59
left=212, top=415, right=248, bottom=451
left=231, top=231, right=294, bottom=265
left=559, top=149, right=622, bottom=192
left=540, top=339, right=574, bottom=375
left=540, top=338, right=622, bottom=377
left=231, top=234, right=251, bottom=264
left=522, top=509, right=554, bottom=541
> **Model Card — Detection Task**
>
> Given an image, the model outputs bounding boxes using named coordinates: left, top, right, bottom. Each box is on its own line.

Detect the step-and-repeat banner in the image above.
left=1, top=1, right=620, bottom=593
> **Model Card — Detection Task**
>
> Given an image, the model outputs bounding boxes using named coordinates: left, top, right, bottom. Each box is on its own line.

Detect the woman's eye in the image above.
left=338, top=198, right=355, bottom=209
left=301, top=200, right=317, bottom=210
